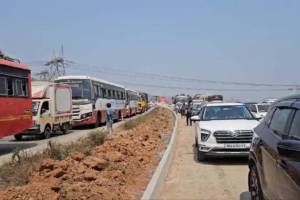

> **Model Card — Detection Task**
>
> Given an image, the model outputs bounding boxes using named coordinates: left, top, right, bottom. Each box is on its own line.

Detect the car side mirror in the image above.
left=277, top=140, right=300, bottom=161
left=191, top=115, right=200, bottom=121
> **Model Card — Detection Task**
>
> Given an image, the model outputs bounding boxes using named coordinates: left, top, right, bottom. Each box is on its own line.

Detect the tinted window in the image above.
left=0, top=77, right=6, bottom=95
left=289, top=110, right=300, bottom=140
left=203, top=105, right=253, bottom=120
left=7, top=78, right=14, bottom=96
left=269, top=108, right=293, bottom=135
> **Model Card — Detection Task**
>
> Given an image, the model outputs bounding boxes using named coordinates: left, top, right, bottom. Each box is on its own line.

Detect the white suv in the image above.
left=193, top=103, right=259, bottom=161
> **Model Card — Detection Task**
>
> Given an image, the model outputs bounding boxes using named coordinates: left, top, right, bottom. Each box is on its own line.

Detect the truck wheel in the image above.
left=43, top=126, right=52, bottom=139
left=62, top=123, right=70, bottom=134
left=14, top=134, right=23, bottom=141
left=197, top=150, right=206, bottom=162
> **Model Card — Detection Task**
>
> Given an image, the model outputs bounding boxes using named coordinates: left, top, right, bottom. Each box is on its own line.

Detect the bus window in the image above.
left=112, top=91, right=115, bottom=99
left=7, top=78, right=14, bottom=96
left=15, top=79, right=28, bottom=97
left=102, top=88, right=107, bottom=98
left=0, top=77, right=6, bottom=95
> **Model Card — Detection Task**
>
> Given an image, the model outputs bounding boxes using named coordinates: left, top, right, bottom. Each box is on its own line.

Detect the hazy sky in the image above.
left=1, top=0, right=300, bottom=101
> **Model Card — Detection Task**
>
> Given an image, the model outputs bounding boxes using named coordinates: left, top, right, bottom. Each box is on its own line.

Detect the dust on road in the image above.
left=158, top=116, right=250, bottom=200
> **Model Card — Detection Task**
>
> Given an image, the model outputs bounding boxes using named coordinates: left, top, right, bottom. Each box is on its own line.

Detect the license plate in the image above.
left=224, top=144, right=247, bottom=149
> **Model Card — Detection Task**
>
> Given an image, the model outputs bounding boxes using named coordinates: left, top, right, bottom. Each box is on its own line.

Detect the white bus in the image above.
left=125, top=89, right=140, bottom=117
left=55, top=75, right=126, bottom=127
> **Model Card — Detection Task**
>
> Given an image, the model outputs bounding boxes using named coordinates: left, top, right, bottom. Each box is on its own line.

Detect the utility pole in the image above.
left=36, top=45, right=73, bottom=81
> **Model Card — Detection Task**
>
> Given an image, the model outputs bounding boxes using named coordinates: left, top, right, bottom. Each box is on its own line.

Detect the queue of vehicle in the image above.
left=0, top=59, right=151, bottom=140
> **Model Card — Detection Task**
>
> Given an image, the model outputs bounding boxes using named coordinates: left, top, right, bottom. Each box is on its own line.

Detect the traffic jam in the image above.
left=1, top=57, right=300, bottom=200
left=0, top=58, right=151, bottom=141
left=174, top=94, right=300, bottom=200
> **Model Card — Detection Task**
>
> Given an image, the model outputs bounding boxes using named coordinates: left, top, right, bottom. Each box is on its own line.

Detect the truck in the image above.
left=19, top=81, right=73, bottom=140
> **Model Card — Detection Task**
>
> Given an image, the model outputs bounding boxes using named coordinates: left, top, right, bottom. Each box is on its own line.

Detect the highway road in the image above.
left=158, top=116, right=251, bottom=200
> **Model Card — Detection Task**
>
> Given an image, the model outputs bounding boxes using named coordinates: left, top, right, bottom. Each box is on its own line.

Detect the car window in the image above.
left=289, top=110, right=300, bottom=140
left=269, top=108, right=293, bottom=135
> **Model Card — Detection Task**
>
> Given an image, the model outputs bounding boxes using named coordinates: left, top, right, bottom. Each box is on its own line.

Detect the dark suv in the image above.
left=248, top=95, right=300, bottom=200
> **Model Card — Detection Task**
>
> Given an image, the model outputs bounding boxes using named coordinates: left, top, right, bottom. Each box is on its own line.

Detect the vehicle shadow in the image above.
left=192, top=144, right=248, bottom=165
left=0, top=143, right=37, bottom=156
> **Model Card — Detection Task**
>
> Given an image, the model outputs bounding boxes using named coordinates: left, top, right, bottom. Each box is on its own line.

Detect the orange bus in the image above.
left=0, top=59, right=32, bottom=139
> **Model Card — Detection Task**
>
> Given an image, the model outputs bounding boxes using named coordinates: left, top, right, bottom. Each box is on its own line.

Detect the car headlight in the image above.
left=200, top=129, right=211, bottom=142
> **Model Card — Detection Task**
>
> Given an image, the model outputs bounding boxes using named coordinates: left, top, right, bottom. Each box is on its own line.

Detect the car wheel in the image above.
left=43, top=126, right=52, bottom=139
left=14, top=134, right=23, bottom=141
left=197, top=150, right=206, bottom=161
left=248, top=165, right=264, bottom=200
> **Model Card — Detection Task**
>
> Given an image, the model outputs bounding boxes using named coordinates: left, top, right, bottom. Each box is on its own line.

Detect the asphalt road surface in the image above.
left=158, top=116, right=251, bottom=200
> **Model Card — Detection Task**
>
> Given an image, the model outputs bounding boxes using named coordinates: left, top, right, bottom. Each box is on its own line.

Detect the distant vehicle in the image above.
left=0, top=59, right=32, bottom=139
left=55, top=76, right=126, bottom=127
left=125, top=89, right=139, bottom=116
left=173, top=95, right=188, bottom=104
left=20, top=81, right=73, bottom=140
left=260, top=98, right=277, bottom=104
left=245, top=102, right=270, bottom=119
left=191, top=102, right=203, bottom=116
left=192, top=103, right=259, bottom=161
left=138, top=92, right=149, bottom=113
left=248, top=95, right=300, bottom=200
left=206, top=95, right=223, bottom=102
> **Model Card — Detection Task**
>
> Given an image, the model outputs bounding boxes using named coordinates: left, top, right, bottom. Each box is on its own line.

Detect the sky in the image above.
left=1, top=0, right=300, bottom=101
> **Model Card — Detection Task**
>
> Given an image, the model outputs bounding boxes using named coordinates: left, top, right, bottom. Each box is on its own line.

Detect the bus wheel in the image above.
left=43, top=126, right=52, bottom=139
left=94, top=113, right=100, bottom=128
left=14, top=134, right=23, bottom=141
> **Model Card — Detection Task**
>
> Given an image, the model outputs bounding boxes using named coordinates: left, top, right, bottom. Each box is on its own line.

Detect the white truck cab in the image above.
left=18, top=81, right=73, bottom=140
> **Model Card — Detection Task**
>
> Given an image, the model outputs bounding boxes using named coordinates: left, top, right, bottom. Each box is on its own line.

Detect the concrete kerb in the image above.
left=0, top=107, right=155, bottom=167
left=141, top=108, right=178, bottom=200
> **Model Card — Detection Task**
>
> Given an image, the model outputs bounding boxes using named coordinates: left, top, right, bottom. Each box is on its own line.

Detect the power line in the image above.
left=70, top=63, right=300, bottom=88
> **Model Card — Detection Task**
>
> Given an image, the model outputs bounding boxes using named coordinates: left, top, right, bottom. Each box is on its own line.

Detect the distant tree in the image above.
left=0, top=50, right=16, bottom=62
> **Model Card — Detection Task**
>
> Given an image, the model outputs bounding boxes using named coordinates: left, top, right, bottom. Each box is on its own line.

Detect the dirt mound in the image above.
left=0, top=107, right=174, bottom=200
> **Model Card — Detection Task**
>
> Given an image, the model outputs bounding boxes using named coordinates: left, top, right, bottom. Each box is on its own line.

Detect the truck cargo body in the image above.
left=20, top=81, right=72, bottom=140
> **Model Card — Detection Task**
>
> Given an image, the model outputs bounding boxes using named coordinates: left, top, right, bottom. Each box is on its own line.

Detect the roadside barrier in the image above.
left=141, top=108, right=178, bottom=200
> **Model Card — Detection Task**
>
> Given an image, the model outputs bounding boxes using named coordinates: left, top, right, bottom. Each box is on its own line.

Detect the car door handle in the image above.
left=276, top=160, right=288, bottom=170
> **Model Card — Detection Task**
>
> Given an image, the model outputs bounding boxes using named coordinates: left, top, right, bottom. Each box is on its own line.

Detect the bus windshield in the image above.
left=56, top=79, right=91, bottom=99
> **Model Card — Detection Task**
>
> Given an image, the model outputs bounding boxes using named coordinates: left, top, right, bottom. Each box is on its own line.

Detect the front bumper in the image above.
left=198, top=143, right=251, bottom=157
left=22, top=126, right=41, bottom=135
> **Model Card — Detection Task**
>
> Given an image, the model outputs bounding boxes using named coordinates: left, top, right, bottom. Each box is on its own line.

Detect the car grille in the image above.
left=213, top=130, right=253, bottom=144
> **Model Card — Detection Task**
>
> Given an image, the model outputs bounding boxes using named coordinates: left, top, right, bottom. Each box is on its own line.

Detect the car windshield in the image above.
left=56, top=79, right=91, bottom=99
left=203, top=105, right=254, bottom=120
left=257, top=104, right=270, bottom=112
left=32, top=101, right=40, bottom=116
left=192, top=104, right=202, bottom=110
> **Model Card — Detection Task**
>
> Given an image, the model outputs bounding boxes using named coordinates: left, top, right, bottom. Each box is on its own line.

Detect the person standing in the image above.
left=186, top=102, right=192, bottom=126
left=106, top=103, right=114, bottom=135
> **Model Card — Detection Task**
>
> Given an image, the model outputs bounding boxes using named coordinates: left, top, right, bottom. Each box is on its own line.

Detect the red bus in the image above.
left=0, top=59, right=32, bottom=139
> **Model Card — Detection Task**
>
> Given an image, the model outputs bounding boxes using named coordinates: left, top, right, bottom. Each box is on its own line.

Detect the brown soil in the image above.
left=0, top=107, right=174, bottom=200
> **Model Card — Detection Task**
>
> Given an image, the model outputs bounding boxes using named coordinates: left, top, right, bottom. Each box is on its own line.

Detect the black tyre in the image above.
left=248, top=164, right=264, bottom=200
left=197, top=150, right=206, bottom=161
left=62, top=123, right=70, bottom=134
left=43, top=126, right=52, bottom=139
left=94, top=113, right=100, bottom=128
left=14, top=134, right=23, bottom=141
